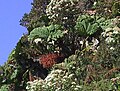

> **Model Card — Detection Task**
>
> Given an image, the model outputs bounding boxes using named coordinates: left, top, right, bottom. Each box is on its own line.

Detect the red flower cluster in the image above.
left=39, top=53, right=64, bottom=68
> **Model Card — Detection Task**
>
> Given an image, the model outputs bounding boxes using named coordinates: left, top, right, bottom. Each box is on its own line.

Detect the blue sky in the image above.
left=0, top=0, right=32, bottom=65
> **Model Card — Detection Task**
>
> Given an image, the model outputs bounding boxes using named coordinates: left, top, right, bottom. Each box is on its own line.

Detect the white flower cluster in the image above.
left=34, top=38, right=42, bottom=44
left=26, top=62, right=82, bottom=91
left=46, top=0, right=80, bottom=26
left=26, top=79, right=44, bottom=91
left=101, top=26, right=120, bottom=44
left=89, top=37, right=99, bottom=52
left=111, top=77, right=120, bottom=82
left=101, top=26, right=120, bottom=50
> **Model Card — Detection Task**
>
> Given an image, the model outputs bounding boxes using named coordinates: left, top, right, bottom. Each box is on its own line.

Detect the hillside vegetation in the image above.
left=0, top=0, right=120, bottom=91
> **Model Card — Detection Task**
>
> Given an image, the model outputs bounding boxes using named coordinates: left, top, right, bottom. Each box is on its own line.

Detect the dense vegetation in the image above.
left=0, top=0, right=120, bottom=91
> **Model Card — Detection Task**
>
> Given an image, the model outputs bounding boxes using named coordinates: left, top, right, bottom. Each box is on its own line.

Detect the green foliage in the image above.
left=75, top=15, right=103, bottom=36
left=1, top=61, right=22, bottom=84
left=8, top=49, right=15, bottom=60
left=25, top=21, right=120, bottom=90
left=0, top=47, right=27, bottom=90
left=20, top=0, right=50, bottom=32
left=112, top=2, right=120, bottom=17
left=80, top=80, right=117, bottom=91
left=0, top=66, right=3, bottom=86
left=26, top=52, right=120, bottom=91
left=10, top=69, right=18, bottom=80
left=0, top=84, right=9, bottom=91
left=28, top=24, right=66, bottom=53
left=93, top=0, right=118, bottom=18
left=75, top=14, right=120, bottom=36
left=28, top=24, right=64, bottom=41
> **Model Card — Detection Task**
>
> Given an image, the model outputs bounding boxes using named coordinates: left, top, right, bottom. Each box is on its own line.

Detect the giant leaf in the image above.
left=28, top=24, right=64, bottom=42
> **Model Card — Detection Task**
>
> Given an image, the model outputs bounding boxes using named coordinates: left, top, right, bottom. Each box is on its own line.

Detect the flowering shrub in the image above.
left=101, top=26, right=120, bottom=44
left=100, top=26, right=120, bottom=68
left=26, top=63, right=82, bottom=91
left=1, top=0, right=120, bottom=91
left=26, top=54, right=120, bottom=91
left=46, top=0, right=82, bottom=28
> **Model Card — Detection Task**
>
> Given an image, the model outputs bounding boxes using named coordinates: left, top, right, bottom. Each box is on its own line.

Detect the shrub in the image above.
left=46, top=0, right=82, bottom=28
left=112, top=2, right=120, bottom=17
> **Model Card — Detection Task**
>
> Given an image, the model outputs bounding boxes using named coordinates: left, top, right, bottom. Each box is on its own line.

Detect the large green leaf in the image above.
left=28, top=24, right=64, bottom=42
left=75, top=15, right=103, bottom=36
left=88, top=23, right=99, bottom=35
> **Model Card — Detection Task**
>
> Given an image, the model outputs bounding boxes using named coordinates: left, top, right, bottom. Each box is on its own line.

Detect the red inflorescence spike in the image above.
left=39, top=53, right=64, bottom=68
